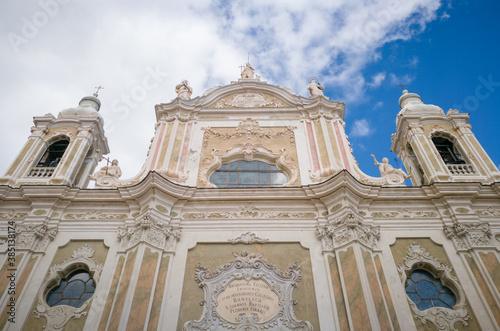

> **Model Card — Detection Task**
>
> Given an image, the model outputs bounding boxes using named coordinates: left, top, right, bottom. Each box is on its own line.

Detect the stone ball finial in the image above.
left=398, top=90, right=423, bottom=109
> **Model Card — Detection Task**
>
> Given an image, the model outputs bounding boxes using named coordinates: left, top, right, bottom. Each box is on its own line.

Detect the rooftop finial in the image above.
left=94, top=85, right=104, bottom=97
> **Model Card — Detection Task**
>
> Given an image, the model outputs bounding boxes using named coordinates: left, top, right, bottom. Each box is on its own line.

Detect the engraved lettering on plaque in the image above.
left=183, top=251, right=313, bottom=330
left=216, top=279, right=279, bottom=323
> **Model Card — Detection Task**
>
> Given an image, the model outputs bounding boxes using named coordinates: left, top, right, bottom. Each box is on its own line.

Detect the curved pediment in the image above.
left=155, top=80, right=345, bottom=122
left=202, top=82, right=297, bottom=109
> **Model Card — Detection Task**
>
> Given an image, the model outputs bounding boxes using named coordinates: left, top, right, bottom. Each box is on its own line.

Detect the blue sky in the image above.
left=341, top=0, right=500, bottom=179
left=0, top=0, right=498, bottom=185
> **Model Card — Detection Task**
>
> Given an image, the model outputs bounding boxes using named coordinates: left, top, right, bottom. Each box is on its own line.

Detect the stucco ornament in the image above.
left=229, top=232, right=270, bottom=244
left=183, top=251, right=313, bottom=330
left=16, top=223, right=57, bottom=252
left=33, top=244, right=102, bottom=331
left=0, top=209, right=28, bottom=219
left=214, top=92, right=284, bottom=108
left=184, top=204, right=316, bottom=220
left=202, top=118, right=296, bottom=148
left=444, top=221, right=492, bottom=250
left=397, top=242, right=471, bottom=331
left=118, top=214, right=182, bottom=251
left=371, top=154, right=410, bottom=185
left=307, top=78, right=325, bottom=98
left=316, top=212, right=380, bottom=250
left=175, top=80, right=193, bottom=99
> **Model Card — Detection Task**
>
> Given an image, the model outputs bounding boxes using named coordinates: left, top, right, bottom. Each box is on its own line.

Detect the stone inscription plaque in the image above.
left=183, top=251, right=313, bottom=330
left=216, top=278, right=279, bottom=323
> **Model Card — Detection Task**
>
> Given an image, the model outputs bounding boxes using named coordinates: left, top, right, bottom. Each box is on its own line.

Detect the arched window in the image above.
left=432, top=137, right=465, bottom=164
left=405, top=269, right=456, bottom=310
left=209, top=160, right=288, bottom=188
left=46, top=269, right=96, bottom=308
left=37, top=139, right=70, bottom=167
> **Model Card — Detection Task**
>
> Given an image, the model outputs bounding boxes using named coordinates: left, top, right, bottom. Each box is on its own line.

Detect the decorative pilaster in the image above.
left=101, top=213, right=181, bottom=330
left=444, top=221, right=500, bottom=327
left=316, top=210, right=397, bottom=330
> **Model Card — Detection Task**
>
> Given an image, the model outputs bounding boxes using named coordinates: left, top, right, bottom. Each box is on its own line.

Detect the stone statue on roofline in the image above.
left=175, top=80, right=193, bottom=99
left=90, top=159, right=122, bottom=187
left=307, top=77, right=325, bottom=98
left=371, top=154, right=410, bottom=181
left=241, top=63, right=255, bottom=79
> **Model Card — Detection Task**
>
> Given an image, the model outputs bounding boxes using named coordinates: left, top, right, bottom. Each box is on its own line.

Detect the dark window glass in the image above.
left=405, top=269, right=457, bottom=311
left=46, top=270, right=95, bottom=308
left=432, top=137, right=465, bottom=164
left=209, top=160, right=288, bottom=188
left=37, top=140, right=70, bottom=167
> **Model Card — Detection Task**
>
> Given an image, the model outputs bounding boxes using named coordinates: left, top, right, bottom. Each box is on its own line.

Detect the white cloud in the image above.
left=407, top=56, right=419, bottom=68
left=389, top=73, right=415, bottom=87
left=0, top=0, right=442, bottom=178
left=368, top=72, right=386, bottom=88
left=350, top=119, right=373, bottom=137
left=441, top=11, right=450, bottom=20
left=373, top=101, right=384, bottom=109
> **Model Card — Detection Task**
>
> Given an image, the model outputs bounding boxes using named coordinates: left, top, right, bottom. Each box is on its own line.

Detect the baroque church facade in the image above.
left=1, top=65, right=500, bottom=330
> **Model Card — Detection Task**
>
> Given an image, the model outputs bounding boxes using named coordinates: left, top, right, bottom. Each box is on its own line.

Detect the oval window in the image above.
left=46, top=269, right=96, bottom=308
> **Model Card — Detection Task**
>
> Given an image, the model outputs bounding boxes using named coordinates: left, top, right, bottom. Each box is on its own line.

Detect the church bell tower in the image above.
left=391, top=90, right=500, bottom=185
left=0, top=93, right=109, bottom=188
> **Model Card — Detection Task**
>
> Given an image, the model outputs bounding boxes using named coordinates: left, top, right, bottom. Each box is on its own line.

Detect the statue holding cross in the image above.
left=240, top=63, right=255, bottom=79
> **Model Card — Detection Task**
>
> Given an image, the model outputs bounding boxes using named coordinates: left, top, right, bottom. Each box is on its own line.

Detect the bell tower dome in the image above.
left=0, top=92, right=110, bottom=188
left=391, top=90, right=500, bottom=185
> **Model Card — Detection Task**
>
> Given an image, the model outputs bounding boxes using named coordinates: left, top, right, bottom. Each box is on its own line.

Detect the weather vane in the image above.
left=94, top=85, right=104, bottom=97
left=398, top=83, right=407, bottom=90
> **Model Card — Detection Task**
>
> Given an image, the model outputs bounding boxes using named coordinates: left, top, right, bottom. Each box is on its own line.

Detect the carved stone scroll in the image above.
left=229, top=232, right=269, bottom=244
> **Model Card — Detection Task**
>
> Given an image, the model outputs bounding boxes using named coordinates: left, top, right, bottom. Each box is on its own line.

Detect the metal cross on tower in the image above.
left=94, top=85, right=104, bottom=97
